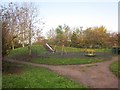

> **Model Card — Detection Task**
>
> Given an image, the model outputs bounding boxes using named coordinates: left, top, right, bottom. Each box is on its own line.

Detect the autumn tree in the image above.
left=82, top=26, right=109, bottom=48
left=1, top=3, right=13, bottom=55
left=70, top=31, right=78, bottom=47
left=19, top=3, right=44, bottom=55
left=6, top=2, right=20, bottom=50
left=62, top=24, right=72, bottom=46
left=54, top=25, right=64, bottom=46
left=46, top=28, right=56, bottom=45
left=1, top=2, right=44, bottom=56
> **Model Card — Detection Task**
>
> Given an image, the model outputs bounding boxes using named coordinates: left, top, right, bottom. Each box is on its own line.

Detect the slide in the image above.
left=44, top=43, right=55, bottom=53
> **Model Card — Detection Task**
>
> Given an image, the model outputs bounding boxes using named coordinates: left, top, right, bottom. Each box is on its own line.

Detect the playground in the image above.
left=2, top=44, right=119, bottom=88
left=2, top=2, right=120, bottom=88
left=7, top=43, right=114, bottom=65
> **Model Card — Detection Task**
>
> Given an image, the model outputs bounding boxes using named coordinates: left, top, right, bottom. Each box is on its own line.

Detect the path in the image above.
left=4, top=56, right=119, bottom=88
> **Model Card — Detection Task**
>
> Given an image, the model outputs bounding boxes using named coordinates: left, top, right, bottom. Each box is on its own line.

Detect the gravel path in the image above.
left=4, top=56, right=119, bottom=88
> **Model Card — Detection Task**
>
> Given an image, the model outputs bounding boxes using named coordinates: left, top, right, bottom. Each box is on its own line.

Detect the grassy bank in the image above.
left=110, top=61, right=120, bottom=78
left=8, top=45, right=47, bottom=57
left=2, top=61, right=87, bottom=88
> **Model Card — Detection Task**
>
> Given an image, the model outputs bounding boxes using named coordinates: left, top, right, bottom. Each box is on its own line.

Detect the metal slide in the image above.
left=44, top=43, right=55, bottom=53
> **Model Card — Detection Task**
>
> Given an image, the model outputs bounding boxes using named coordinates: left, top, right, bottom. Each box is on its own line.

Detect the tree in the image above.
left=49, top=24, right=72, bottom=47
left=1, top=3, right=13, bottom=55
left=82, top=26, right=109, bottom=48
left=2, top=21, right=11, bottom=55
left=62, top=24, right=72, bottom=46
left=70, top=31, right=78, bottom=47
left=109, top=32, right=119, bottom=46
left=46, top=28, right=56, bottom=45
left=6, top=2, right=19, bottom=50
left=55, top=25, right=64, bottom=46
left=1, top=2, right=44, bottom=56
left=18, top=3, right=44, bottom=55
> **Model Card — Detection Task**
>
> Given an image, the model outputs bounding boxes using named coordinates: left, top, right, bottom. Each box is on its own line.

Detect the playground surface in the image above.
left=5, top=56, right=119, bottom=88
left=11, top=51, right=113, bottom=62
left=38, top=52, right=112, bottom=58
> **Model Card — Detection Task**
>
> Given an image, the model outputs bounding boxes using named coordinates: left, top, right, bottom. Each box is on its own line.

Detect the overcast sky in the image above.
left=1, top=0, right=119, bottom=36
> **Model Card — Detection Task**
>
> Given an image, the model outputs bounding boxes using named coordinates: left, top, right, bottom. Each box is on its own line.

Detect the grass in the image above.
left=110, top=61, right=120, bottom=78
left=8, top=45, right=47, bottom=57
left=2, top=61, right=87, bottom=88
left=54, top=46, right=81, bottom=52
left=8, top=45, right=111, bottom=58
left=94, top=48, right=111, bottom=53
left=3, top=45, right=112, bottom=88
left=8, top=46, right=29, bottom=57
left=54, top=46, right=111, bottom=53
left=7, top=44, right=109, bottom=65
left=32, top=57, right=104, bottom=65
left=31, top=45, right=47, bottom=54
left=80, top=48, right=111, bottom=53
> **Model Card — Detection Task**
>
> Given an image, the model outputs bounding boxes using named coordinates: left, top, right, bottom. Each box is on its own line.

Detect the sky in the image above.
left=118, top=2, right=120, bottom=33
left=37, top=2, right=118, bottom=36
left=1, top=0, right=119, bottom=36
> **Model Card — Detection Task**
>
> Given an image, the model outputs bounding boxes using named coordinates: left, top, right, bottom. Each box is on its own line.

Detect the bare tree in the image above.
left=21, top=3, right=44, bottom=55
left=1, top=2, right=44, bottom=56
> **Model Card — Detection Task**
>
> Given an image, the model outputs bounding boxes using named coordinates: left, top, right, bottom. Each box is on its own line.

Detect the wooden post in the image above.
left=61, top=44, right=65, bottom=55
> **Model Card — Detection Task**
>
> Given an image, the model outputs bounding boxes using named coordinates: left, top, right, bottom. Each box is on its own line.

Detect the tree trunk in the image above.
left=11, top=41, right=14, bottom=50
left=61, top=44, right=64, bottom=55
left=28, top=45, right=31, bottom=55
left=22, top=30, right=25, bottom=47
left=22, top=43, right=24, bottom=47
left=28, top=22, right=32, bottom=56
left=28, top=37, right=31, bottom=55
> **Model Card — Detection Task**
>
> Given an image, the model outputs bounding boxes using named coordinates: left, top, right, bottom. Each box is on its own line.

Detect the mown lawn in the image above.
left=8, top=45, right=47, bottom=57
left=32, top=57, right=104, bottom=65
left=94, top=48, right=111, bottom=53
left=54, top=46, right=81, bottom=52
left=7, top=45, right=110, bottom=65
left=2, top=61, right=87, bottom=88
left=55, top=46, right=110, bottom=52
left=8, top=45, right=111, bottom=58
left=110, top=61, right=120, bottom=78
left=53, top=45, right=111, bottom=53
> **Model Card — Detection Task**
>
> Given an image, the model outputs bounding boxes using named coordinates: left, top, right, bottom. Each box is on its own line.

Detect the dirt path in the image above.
left=4, top=56, right=119, bottom=88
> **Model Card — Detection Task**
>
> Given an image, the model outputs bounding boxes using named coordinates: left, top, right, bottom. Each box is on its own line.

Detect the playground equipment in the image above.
left=84, top=49, right=96, bottom=57
left=44, top=43, right=55, bottom=53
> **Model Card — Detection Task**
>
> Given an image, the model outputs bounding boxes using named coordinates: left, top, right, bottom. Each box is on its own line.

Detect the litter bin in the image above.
left=112, top=46, right=120, bottom=54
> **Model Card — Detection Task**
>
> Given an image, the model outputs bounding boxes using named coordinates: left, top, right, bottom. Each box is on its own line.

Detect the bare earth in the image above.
left=5, top=56, right=119, bottom=88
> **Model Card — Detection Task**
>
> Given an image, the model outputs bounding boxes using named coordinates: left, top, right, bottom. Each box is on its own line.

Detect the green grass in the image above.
left=7, top=45, right=107, bottom=65
left=8, top=45, right=47, bottom=57
left=32, top=57, right=104, bottom=65
left=54, top=46, right=111, bottom=53
left=8, top=46, right=28, bottom=57
left=94, top=48, right=111, bottom=53
left=31, top=45, right=47, bottom=54
left=80, top=48, right=111, bottom=53
left=110, top=61, right=120, bottom=78
left=2, top=62, right=87, bottom=88
left=8, top=45, right=111, bottom=58
left=54, top=46, right=81, bottom=52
